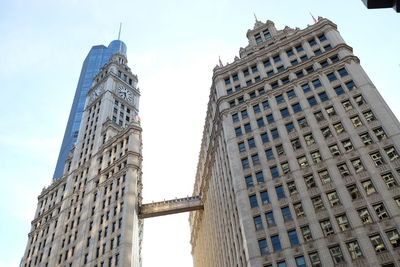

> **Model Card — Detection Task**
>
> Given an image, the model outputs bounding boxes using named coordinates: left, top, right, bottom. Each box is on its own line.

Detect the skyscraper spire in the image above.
left=118, top=22, right=122, bottom=40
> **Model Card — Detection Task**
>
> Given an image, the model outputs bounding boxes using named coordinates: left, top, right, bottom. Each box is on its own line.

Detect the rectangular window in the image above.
left=327, top=72, right=337, bottom=82
left=301, top=83, right=311, bottom=93
left=320, top=219, right=334, bottom=236
left=373, top=127, right=387, bottom=141
left=324, top=44, right=332, bottom=51
left=277, top=65, right=285, bottom=73
left=311, top=151, right=322, bottom=163
left=309, top=252, right=321, bottom=267
left=382, top=172, right=398, bottom=188
left=318, top=34, right=327, bottom=42
left=251, top=65, right=258, bottom=73
left=271, top=129, right=279, bottom=139
left=238, top=142, right=245, bottom=152
left=244, top=123, right=252, bottom=133
left=258, top=239, right=269, bottom=255
left=265, top=149, right=274, bottom=160
left=363, top=110, right=376, bottom=122
left=345, top=80, right=355, bottom=90
left=286, top=122, right=295, bottom=133
left=256, top=171, right=265, bottom=183
left=334, top=85, right=345, bottom=95
left=292, top=103, right=302, bottom=113
left=275, top=185, right=286, bottom=199
left=304, top=133, right=315, bottom=145
left=314, top=49, right=321, bottom=55
left=306, top=65, right=315, bottom=73
left=342, top=100, right=353, bottom=111
left=338, top=163, right=350, bottom=177
left=351, top=158, right=364, bottom=173
left=260, top=191, right=270, bottom=204
left=333, top=122, right=345, bottom=134
left=273, top=55, right=281, bottom=63
left=257, top=118, right=265, bottom=127
left=241, top=158, right=249, bottom=169
left=308, top=96, right=318, bottom=106
left=318, top=92, right=329, bottom=102
left=288, top=230, right=300, bottom=246
left=296, top=45, right=304, bottom=52
left=281, top=162, right=290, bottom=174
left=347, top=241, right=363, bottom=260
left=245, top=176, right=254, bottom=188
left=286, top=49, right=294, bottom=57
left=261, top=132, right=270, bottom=143
left=271, top=235, right=282, bottom=251
left=312, top=79, right=321, bottom=88
left=329, top=144, right=340, bottom=156
left=300, top=225, right=313, bottom=242
left=293, top=202, right=304, bottom=217
left=304, top=174, right=316, bottom=189
left=358, top=208, right=373, bottom=224
left=318, top=169, right=331, bottom=184
left=232, top=113, right=239, bottom=122
left=312, top=196, right=325, bottom=211
left=251, top=154, right=260, bottom=165
left=249, top=195, right=258, bottom=208
left=243, top=69, right=250, bottom=76
left=309, top=39, right=317, bottom=46
left=330, top=55, right=339, bottom=62
left=373, top=203, right=389, bottom=220
left=370, top=234, right=386, bottom=252
left=263, top=59, right=271, bottom=67
left=296, top=70, right=304, bottom=78
left=347, top=184, right=361, bottom=200
left=360, top=132, right=373, bottom=145
left=322, top=127, right=333, bottom=139
left=267, top=70, right=274, bottom=77
left=281, top=206, right=293, bottom=221
left=232, top=74, right=239, bottom=81
left=265, top=211, right=276, bottom=226
left=291, top=59, right=299, bottom=65
left=275, top=94, right=285, bottom=104
left=370, top=151, right=385, bottom=166
left=224, top=77, right=231, bottom=85
left=327, top=191, right=341, bottom=207
left=329, top=246, right=345, bottom=264
left=298, top=117, right=308, bottom=128
left=336, top=214, right=350, bottom=231
left=247, top=138, right=256, bottom=149
left=280, top=108, right=290, bottom=118
left=270, top=166, right=280, bottom=178
left=266, top=114, right=274, bottom=124
left=320, top=60, right=328, bottom=67
left=253, top=104, right=261, bottom=113
left=295, top=256, right=306, bottom=267
left=386, top=229, right=400, bottom=248
left=254, top=216, right=263, bottom=230
left=338, top=67, right=349, bottom=77
left=385, top=146, right=399, bottom=161
left=297, top=155, right=309, bottom=168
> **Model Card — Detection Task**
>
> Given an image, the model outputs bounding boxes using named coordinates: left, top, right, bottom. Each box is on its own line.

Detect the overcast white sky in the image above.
left=0, top=1, right=399, bottom=266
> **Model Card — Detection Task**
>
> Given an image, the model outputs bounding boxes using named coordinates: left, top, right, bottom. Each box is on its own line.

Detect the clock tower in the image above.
left=20, top=52, right=144, bottom=267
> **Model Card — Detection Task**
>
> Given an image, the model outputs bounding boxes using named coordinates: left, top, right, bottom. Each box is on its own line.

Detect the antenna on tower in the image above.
left=254, top=13, right=259, bottom=22
left=118, top=23, right=122, bottom=40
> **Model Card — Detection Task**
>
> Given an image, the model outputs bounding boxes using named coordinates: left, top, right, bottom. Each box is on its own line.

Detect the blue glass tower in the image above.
left=53, top=40, right=127, bottom=179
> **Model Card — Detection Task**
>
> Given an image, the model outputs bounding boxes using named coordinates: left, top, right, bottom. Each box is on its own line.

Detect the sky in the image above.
left=0, top=0, right=399, bottom=266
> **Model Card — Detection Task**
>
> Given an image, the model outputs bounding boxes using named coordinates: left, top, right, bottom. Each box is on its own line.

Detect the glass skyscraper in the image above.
left=53, top=40, right=127, bottom=179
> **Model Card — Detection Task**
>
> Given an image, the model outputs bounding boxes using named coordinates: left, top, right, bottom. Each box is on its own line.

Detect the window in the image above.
left=354, top=95, right=365, bottom=106
left=363, top=110, right=376, bottom=122
left=348, top=184, right=361, bottom=200
left=312, top=79, right=321, bottom=88
left=300, top=55, right=308, bottom=62
left=280, top=108, right=290, bottom=118
left=338, top=67, right=349, bottom=77
left=395, top=196, right=400, bottom=207
left=229, top=100, right=235, bottom=107
left=271, top=129, right=279, bottom=139
left=243, top=69, right=250, bottom=76
left=311, top=151, right=322, bottom=163
left=334, top=85, right=345, bottom=95
left=286, top=122, right=295, bottom=133
left=370, top=234, right=386, bottom=252
left=281, top=206, right=293, bottom=221
left=257, top=118, right=265, bottom=127
left=351, top=158, right=364, bottom=173
left=266, top=114, right=274, bottom=124
left=253, top=104, right=261, bottom=113
left=306, top=65, right=315, bottom=73
left=360, top=132, right=373, bottom=145
left=318, top=34, right=327, bottom=42
left=224, top=78, right=231, bottom=85
left=238, top=142, right=245, bottom=152
left=267, top=70, right=274, bottom=77
left=330, top=246, right=345, bottom=264
left=320, top=219, right=334, bottom=236
left=312, top=196, right=325, bottom=211
left=336, top=214, right=350, bottom=231
left=308, top=96, right=318, bottom=106
left=324, top=44, right=332, bottom=50
left=235, top=85, right=241, bottom=91
left=254, top=216, right=263, bottom=230
left=286, top=49, right=294, bottom=57
left=256, top=171, right=265, bottom=183
left=260, top=191, right=270, bottom=204
left=309, top=39, right=317, bottom=46
left=342, top=100, right=353, bottom=111
left=235, top=127, right=242, bottom=137
left=275, top=94, right=285, bottom=104
left=298, top=117, right=308, bottom=128
left=304, top=175, right=316, bottom=189
left=301, top=225, right=313, bottom=241
left=319, top=169, right=331, bottom=184
left=293, top=202, right=305, bottom=217
left=277, top=262, right=286, bottom=267
left=251, top=65, right=258, bottom=73
left=244, top=123, right=252, bottom=133
left=249, top=195, right=258, bottom=208
left=373, top=203, right=389, bottom=220
left=318, top=92, right=329, bottom=102
left=386, top=229, right=400, bottom=248
left=309, top=251, right=321, bottom=267
left=342, top=139, right=354, bottom=152
left=286, top=89, right=296, bottom=99
left=296, top=45, right=304, bottom=52
left=258, top=239, right=269, bottom=255
left=296, top=70, right=304, bottom=78
left=297, top=156, right=309, bottom=168
left=314, top=49, right=321, bottom=55
left=273, top=55, right=281, bottom=63
left=347, top=241, right=363, bottom=260
left=370, top=151, right=385, bottom=166
left=249, top=91, right=256, bottom=98
left=232, top=113, right=239, bottom=122
left=251, top=154, right=260, bottom=165
left=248, top=138, right=256, bottom=149
left=325, top=189, right=339, bottom=204
left=275, top=186, right=286, bottom=199
left=232, top=74, right=239, bottom=81
left=271, top=235, right=282, bottom=251
left=291, top=138, right=302, bottom=150
left=320, top=60, right=328, bottom=67
left=345, top=80, right=355, bottom=90
left=373, top=127, right=387, bottom=141
left=325, top=106, right=336, bottom=117
left=281, top=162, right=290, bottom=174
left=261, top=132, right=270, bottom=143
left=245, top=176, right=254, bottom=188
left=295, top=256, right=306, bottom=267
left=338, top=163, right=350, bottom=177
left=263, top=59, right=271, bottom=67
left=291, top=59, right=299, bottom=65
left=301, top=83, right=311, bottom=93
left=292, top=103, right=302, bottom=113
left=327, top=72, right=337, bottom=82
left=246, top=80, right=253, bottom=86
left=333, top=122, right=345, bottom=134
left=276, top=145, right=285, bottom=156
left=241, top=158, right=249, bottom=169
left=288, top=230, right=300, bottom=246
left=314, top=111, right=325, bottom=122
left=382, top=172, right=398, bottom=188
left=358, top=208, right=373, bottom=224
left=330, top=55, right=339, bottom=62
left=277, top=66, right=285, bottom=73
left=270, top=166, right=280, bottom=178
left=265, top=211, right=276, bottom=226
left=385, top=146, right=399, bottom=161
left=304, top=133, right=315, bottom=145
left=265, top=149, right=274, bottom=160
left=329, top=144, right=340, bottom=156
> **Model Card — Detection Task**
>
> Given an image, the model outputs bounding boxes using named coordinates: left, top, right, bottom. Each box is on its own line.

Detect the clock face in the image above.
left=90, top=87, right=102, bottom=103
left=118, top=86, right=133, bottom=102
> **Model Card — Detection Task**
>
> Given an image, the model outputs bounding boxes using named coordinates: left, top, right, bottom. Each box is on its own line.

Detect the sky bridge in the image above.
left=139, top=196, right=203, bottom=219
